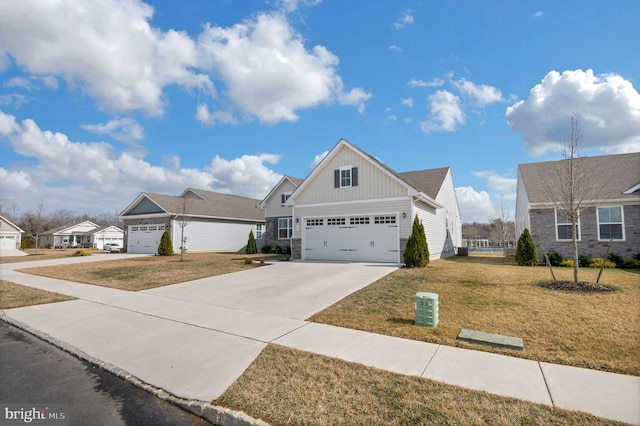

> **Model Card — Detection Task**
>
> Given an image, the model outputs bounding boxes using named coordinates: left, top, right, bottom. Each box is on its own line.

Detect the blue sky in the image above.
left=1, top=0, right=639, bottom=223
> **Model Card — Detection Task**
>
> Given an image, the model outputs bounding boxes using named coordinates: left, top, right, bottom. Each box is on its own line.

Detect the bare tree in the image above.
left=541, top=114, right=601, bottom=283
left=174, top=197, right=192, bottom=261
left=489, top=204, right=515, bottom=250
left=22, top=202, right=46, bottom=254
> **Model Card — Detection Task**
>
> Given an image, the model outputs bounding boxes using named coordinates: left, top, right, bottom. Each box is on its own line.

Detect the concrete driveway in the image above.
left=1, top=259, right=397, bottom=402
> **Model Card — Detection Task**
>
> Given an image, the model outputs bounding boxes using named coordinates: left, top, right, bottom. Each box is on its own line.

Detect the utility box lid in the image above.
left=415, top=292, right=438, bottom=300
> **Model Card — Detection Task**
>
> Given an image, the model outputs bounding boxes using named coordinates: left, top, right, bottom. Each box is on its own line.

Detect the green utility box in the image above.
left=415, top=292, right=439, bottom=327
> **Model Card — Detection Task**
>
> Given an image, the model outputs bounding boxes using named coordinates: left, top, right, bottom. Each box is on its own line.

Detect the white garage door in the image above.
left=0, top=235, right=16, bottom=249
left=127, top=225, right=165, bottom=254
left=303, top=215, right=399, bottom=263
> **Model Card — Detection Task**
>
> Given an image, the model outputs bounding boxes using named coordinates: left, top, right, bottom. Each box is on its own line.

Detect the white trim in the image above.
left=293, top=196, right=412, bottom=209
left=624, top=183, right=640, bottom=194
left=596, top=205, right=625, bottom=241
left=555, top=210, right=581, bottom=242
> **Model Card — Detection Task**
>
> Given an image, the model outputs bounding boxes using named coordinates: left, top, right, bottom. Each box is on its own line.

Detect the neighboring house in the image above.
left=119, top=188, right=265, bottom=254
left=40, top=221, right=102, bottom=248
left=258, top=175, right=303, bottom=250
left=0, top=213, right=24, bottom=249
left=282, top=138, right=462, bottom=263
left=515, top=152, right=640, bottom=259
left=90, top=225, right=125, bottom=250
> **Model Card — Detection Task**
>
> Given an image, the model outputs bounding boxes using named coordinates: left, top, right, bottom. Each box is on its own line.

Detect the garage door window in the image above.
left=350, top=217, right=369, bottom=225
left=374, top=216, right=396, bottom=224
left=306, top=219, right=323, bottom=227
left=327, top=218, right=346, bottom=226
left=131, top=226, right=139, bottom=232
left=278, top=218, right=292, bottom=239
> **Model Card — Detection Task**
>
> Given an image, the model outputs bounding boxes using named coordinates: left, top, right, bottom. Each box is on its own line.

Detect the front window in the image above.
left=278, top=218, right=292, bottom=239
left=256, top=224, right=263, bottom=239
left=598, top=206, right=624, bottom=240
left=340, top=168, right=351, bottom=187
left=556, top=211, right=580, bottom=241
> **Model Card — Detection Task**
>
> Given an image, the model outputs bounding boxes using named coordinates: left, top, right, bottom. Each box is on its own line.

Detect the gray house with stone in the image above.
left=515, top=152, right=640, bottom=259
left=258, top=175, right=303, bottom=251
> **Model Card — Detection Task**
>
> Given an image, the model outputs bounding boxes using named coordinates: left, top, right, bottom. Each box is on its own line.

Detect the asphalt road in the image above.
left=0, top=321, right=208, bottom=426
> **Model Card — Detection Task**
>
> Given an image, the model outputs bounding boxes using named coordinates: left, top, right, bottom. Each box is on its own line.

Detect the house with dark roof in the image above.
left=515, top=152, right=640, bottom=259
left=281, top=139, right=462, bottom=262
left=119, top=188, right=265, bottom=254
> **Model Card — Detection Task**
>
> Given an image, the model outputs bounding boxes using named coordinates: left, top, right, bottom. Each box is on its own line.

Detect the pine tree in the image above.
left=515, top=228, right=538, bottom=266
left=246, top=230, right=257, bottom=254
left=404, top=215, right=429, bottom=267
left=157, top=230, right=173, bottom=256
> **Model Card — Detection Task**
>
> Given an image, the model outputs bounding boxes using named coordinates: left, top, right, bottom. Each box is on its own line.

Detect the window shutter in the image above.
left=334, top=169, right=340, bottom=188
left=352, top=167, right=358, bottom=186
left=281, top=194, right=286, bottom=204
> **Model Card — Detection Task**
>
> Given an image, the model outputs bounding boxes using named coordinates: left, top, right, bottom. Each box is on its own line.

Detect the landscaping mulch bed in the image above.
left=538, top=280, right=614, bottom=292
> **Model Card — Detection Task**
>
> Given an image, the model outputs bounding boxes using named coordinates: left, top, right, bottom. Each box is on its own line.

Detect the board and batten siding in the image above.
left=294, top=145, right=409, bottom=205
left=292, top=198, right=414, bottom=239
left=264, top=179, right=298, bottom=218
left=172, top=218, right=261, bottom=252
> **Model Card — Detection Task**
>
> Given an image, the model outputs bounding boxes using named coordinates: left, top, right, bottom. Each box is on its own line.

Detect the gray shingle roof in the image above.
left=518, top=152, right=640, bottom=204
left=398, top=167, right=450, bottom=200
left=143, top=190, right=264, bottom=221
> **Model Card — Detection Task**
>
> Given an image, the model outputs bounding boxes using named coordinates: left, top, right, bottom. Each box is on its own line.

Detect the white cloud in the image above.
left=82, top=118, right=144, bottom=144
left=195, top=104, right=238, bottom=126
left=0, top=0, right=214, bottom=116
left=408, top=78, right=444, bottom=88
left=389, top=45, right=403, bottom=52
left=452, top=78, right=504, bottom=106
left=455, top=186, right=495, bottom=223
left=420, top=90, right=464, bottom=133
left=311, top=150, right=329, bottom=168
left=401, top=97, right=414, bottom=107
left=533, top=11, right=544, bottom=18
left=0, top=110, right=283, bottom=212
left=473, top=171, right=517, bottom=201
left=393, top=11, right=414, bottom=30
left=197, top=13, right=371, bottom=123
left=0, top=168, right=32, bottom=191
left=4, top=77, right=33, bottom=90
left=506, top=69, right=640, bottom=155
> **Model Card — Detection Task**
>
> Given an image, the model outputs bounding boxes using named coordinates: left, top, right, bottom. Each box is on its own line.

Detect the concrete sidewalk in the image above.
left=1, top=258, right=639, bottom=425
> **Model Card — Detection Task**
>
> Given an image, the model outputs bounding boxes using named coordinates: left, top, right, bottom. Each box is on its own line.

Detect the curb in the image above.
left=0, top=312, right=270, bottom=426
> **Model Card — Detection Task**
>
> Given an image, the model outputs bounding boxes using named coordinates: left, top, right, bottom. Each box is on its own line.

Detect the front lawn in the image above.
left=0, top=280, right=75, bottom=309
left=309, top=256, right=640, bottom=376
left=15, top=252, right=283, bottom=291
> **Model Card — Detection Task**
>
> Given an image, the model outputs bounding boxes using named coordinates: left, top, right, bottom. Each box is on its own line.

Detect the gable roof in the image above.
left=258, top=175, right=303, bottom=208
left=287, top=138, right=445, bottom=209
left=91, top=225, right=123, bottom=234
left=398, top=167, right=450, bottom=200
left=519, top=152, right=640, bottom=205
left=120, top=189, right=265, bottom=222
left=41, top=221, right=99, bottom=235
left=0, top=213, right=24, bottom=233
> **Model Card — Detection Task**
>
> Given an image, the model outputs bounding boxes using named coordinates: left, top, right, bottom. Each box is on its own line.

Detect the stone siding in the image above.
left=529, top=205, right=640, bottom=259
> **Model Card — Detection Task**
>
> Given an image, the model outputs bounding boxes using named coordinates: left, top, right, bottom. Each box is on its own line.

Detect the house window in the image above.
left=306, top=219, right=323, bottom=227
left=556, top=211, right=580, bottom=241
left=281, top=192, right=292, bottom=205
left=334, top=167, right=358, bottom=188
left=278, top=218, right=292, bottom=239
left=350, top=217, right=369, bottom=225
left=327, top=218, right=346, bottom=226
left=598, top=206, right=624, bottom=240
left=256, top=224, right=263, bottom=239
